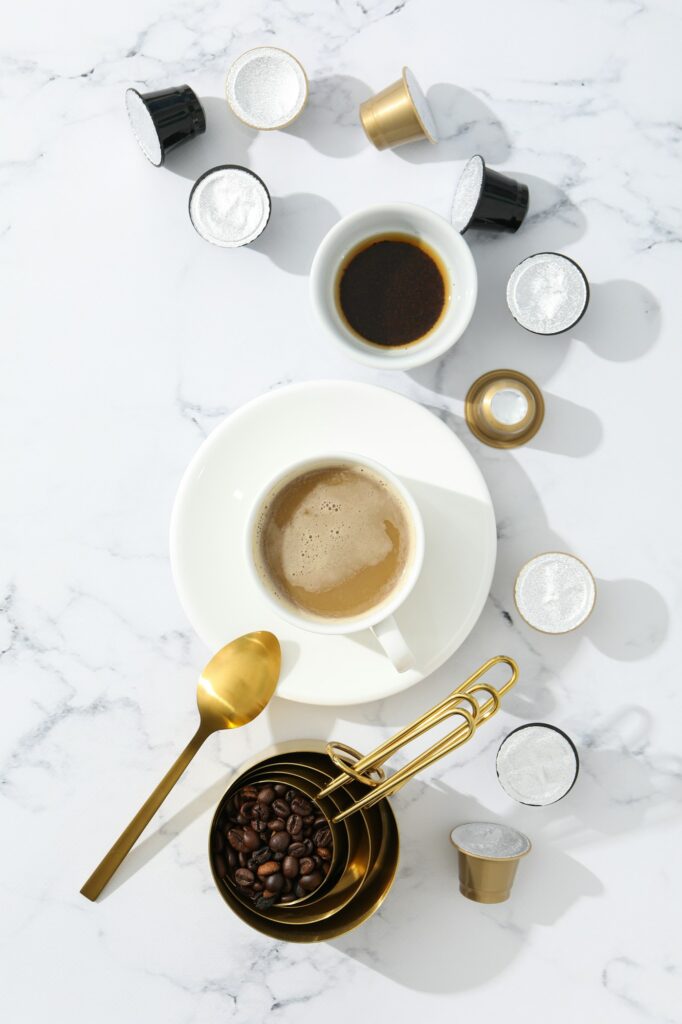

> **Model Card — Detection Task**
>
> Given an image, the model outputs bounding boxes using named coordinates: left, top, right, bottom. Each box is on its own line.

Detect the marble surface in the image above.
left=2, top=1, right=681, bottom=1020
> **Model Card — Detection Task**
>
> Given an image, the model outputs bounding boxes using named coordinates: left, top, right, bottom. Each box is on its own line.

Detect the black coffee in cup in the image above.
left=336, top=233, right=447, bottom=347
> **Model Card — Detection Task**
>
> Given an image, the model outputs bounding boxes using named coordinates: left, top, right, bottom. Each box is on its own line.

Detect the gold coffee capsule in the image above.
left=450, top=822, right=531, bottom=904
left=360, top=67, right=438, bottom=150
left=465, top=369, right=544, bottom=449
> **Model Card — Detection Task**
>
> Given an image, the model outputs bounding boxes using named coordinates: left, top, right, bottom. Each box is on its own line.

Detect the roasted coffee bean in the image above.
left=269, top=830, right=290, bottom=853
left=268, top=818, right=286, bottom=832
left=317, top=846, right=332, bottom=861
left=251, top=846, right=272, bottom=866
left=255, top=801, right=272, bottom=822
left=257, top=786, right=276, bottom=805
left=257, top=860, right=280, bottom=878
left=303, top=814, right=315, bottom=826
left=252, top=880, right=263, bottom=892
left=290, top=796, right=312, bottom=816
left=303, top=839, right=314, bottom=855
left=300, top=871, right=323, bottom=892
left=214, top=853, right=227, bottom=877
left=282, top=855, right=299, bottom=878
left=298, top=857, right=315, bottom=875
left=265, top=872, right=284, bottom=893
left=235, top=814, right=248, bottom=825
left=285, top=789, right=295, bottom=802
left=314, top=827, right=332, bottom=848
left=240, top=800, right=256, bottom=817
left=280, top=893, right=297, bottom=904
left=227, top=849, right=238, bottom=868
left=240, top=786, right=259, bottom=801
left=274, top=784, right=288, bottom=796
left=234, top=868, right=255, bottom=887
left=294, top=882, right=305, bottom=898
left=227, top=828, right=248, bottom=852
left=286, top=814, right=303, bottom=835
left=272, top=798, right=290, bottom=818
left=313, top=815, right=327, bottom=827
left=283, top=877, right=293, bottom=893
left=238, top=851, right=248, bottom=867
left=273, top=851, right=284, bottom=862
left=288, top=842, right=306, bottom=858
left=242, top=827, right=261, bottom=851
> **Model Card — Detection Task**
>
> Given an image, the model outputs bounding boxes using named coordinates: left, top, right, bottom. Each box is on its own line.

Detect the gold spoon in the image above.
left=80, top=631, right=281, bottom=902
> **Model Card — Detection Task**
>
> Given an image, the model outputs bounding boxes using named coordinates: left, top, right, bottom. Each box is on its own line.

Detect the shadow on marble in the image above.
left=395, top=83, right=511, bottom=164
left=526, top=391, right=603, bottom=457
left=284, top=74, right=372, bottom=157
left=585, top=579, right=669, bottom=662
left=164, top=97, right=256, bottom=182
left=575, top=279, right=661, bottom=362
left=250, top=192, right=340, bottom=275
left=332, top=779, right=602, bottom=992
left=100, top=772, right=234, bottom=899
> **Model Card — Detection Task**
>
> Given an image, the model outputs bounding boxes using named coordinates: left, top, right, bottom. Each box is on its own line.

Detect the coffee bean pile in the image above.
left=212, top=782, right=334, bottom=909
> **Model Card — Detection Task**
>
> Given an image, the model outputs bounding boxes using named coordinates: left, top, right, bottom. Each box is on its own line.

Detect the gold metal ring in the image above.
left=326, top=742, right=387, bottom=787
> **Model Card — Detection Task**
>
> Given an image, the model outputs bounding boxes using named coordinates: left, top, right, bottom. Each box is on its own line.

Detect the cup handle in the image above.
left=371, top=614, right=415, bottom=673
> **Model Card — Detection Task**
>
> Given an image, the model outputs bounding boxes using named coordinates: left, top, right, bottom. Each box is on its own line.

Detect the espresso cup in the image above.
left=245, top=453, right=425, bottom=672
left=310, top=203, right=477, bottom=370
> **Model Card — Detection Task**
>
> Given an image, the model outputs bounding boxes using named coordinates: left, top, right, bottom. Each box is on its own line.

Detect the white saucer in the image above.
left=170, top=381, right=496, bottom=705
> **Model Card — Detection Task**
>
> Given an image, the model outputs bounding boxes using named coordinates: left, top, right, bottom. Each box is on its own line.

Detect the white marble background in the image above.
left=2, top=0, right=681, bottom=1020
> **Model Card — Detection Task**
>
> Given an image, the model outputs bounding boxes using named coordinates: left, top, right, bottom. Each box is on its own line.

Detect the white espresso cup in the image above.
left=245, top=453, right=425, bottom=672
left=310, top=202, right=478, bottom=370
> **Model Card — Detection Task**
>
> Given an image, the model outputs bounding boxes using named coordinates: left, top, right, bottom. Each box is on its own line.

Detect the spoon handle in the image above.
left=80, top=725, right=209, bottom=901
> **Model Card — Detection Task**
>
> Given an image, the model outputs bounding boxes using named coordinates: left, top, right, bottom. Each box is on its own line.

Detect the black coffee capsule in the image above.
left=451, top=154, right=529, bottom=234
left=506, top=252, right=590, bottom=334
left=125, top=85, right=206, bottom=167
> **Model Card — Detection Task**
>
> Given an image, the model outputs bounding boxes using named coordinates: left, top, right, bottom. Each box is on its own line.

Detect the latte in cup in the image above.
left=253, top=461, right=414, bottom=621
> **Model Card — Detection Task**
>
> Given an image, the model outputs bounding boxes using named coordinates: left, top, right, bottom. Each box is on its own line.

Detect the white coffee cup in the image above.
left=310, top=202, right=478, bottom=370
left=245, top=453, right=425, bottom=672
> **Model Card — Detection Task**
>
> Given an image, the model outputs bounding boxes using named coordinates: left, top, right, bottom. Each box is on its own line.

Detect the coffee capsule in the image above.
left=451, top=155, right=529, bottom=234
left=360, top=67, right=438, bottom=150
left=496, top=723, right=579, bottom=806
left=125, top=85, right=205, bottom=167
left=465, top=369, right=544, bottom=449
left=189, top=165, right=271, bottom=248
left=226, top=47, right=308, bottom=130
left=450, top=822, right=531, bottom=904
left=514, top=552, right=596, bottom=633
left=507, top=252, right=589, bottom=334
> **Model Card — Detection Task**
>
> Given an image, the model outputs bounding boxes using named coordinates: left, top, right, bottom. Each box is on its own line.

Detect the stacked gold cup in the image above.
left=210, top=656, right=519, bottom=940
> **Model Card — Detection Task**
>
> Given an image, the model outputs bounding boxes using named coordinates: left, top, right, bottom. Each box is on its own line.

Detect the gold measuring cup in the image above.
left=210, top=657, right=519, bottom=941
left=214, top=747, right=386, bottom=920
left=228, top=768, right=355, bottom=907
left=233, top=764, right=373, bottom=922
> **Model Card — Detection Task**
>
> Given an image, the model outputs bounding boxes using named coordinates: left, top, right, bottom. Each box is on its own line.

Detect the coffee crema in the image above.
left=335, top=233, right=448, bottom=348
left=254, top=462, right=412, bottom=620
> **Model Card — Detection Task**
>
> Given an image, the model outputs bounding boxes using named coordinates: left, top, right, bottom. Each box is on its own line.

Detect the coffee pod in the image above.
left=465, top=369, right=544, bottom=449
left=507, top=252, right=589, bottom=334
left=226, top=47, right=308, bottom=130
left=450, top=822, right=531, bottom=904
left=125, top=85, right=205, bottom=167
left=496, top=723, right=579, bottom=806
left=515, top=551, right=596, bottom=633
left=189, top=165, right=271, bottom=248
left=451, top=155, right=529, bottom=234
left=360, top=67, right=438, bottom=150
